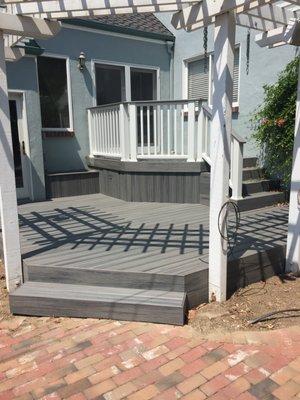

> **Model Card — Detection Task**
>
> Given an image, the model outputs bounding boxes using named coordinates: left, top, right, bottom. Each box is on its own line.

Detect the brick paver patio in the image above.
left=0, top=316, right=299, bottom=399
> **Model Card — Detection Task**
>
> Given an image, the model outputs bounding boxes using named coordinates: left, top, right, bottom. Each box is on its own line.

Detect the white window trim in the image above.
left=37, top=52, right=74, bottom=132
left=91, top=59, right=161, bottom=107
left=183, top=44, right=240, bottom=108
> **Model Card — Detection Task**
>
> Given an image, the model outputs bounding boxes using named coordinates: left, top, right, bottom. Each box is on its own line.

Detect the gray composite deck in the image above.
left=18, top=193, right=288, bottom=269
left=8, top=193, right=289, bottom=324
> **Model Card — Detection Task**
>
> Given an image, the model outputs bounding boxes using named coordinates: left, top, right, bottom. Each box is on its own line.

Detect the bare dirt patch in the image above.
left=0, top=261, right=10, bottom=321
left=189, top=275, right=300, bottom=336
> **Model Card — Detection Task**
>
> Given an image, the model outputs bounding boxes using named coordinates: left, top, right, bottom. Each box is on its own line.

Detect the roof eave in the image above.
left=62, top=18, right=175, bottom=42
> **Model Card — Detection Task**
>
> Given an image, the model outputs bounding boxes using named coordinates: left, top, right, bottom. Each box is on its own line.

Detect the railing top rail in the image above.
left=231, top=129, right=247, bottom=144
left=202, top=104, right=212, bottom=119
left=88, top=102, right=122, bottom=111
left=87, top=98, right=205, bottom=111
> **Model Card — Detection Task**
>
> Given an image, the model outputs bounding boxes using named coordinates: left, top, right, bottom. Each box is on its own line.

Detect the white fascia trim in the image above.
left=61, top=23, right=168, bottom=45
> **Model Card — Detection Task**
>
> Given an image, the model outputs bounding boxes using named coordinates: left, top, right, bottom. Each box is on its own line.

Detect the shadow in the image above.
left=18, top=204, right=209, bottom=260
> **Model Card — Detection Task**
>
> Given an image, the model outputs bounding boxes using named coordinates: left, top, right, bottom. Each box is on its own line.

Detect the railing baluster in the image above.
left=187, top=101, right=195, bottom=162
left=153, top=106, right=157, bottom=156
left=147, top=106, right=151, bottom=156
left=174, top=105, right=177, bottom=156
left=181, top=105, right=184, bottom=155
left=160, top=105, right=164, bottom=155
left=129, top=103, right=137, bottom=161
left=140, top=106, right=144, bottom=156
left=167, top=106, right=170, bottom=156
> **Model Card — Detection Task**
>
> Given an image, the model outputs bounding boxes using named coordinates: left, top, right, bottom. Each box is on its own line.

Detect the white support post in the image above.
left=286, top=62, right=300, bottom=275
left=128, top=104, right=137, bottom=161
left=119, top=103, right=129, bottom=161
left=231, top=138, right=244, bottom=201
left=196, top=105, right=205, bottom=161
left=0, top=30, right=22, bottom=292
left=187, top=101, right=196, bottom=162
left=87, top=109, right=94, bottom=157
left=209, top=11, right=236, bottom=302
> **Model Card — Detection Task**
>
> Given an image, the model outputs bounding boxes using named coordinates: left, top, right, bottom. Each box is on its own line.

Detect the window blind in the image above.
left=187, top=47, right=240, bottom=103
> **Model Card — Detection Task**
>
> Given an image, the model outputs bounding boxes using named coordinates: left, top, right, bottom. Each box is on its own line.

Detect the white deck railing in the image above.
left=88, top=99, right=202, bottom=162
left=87, top=99, right=246, bottom=199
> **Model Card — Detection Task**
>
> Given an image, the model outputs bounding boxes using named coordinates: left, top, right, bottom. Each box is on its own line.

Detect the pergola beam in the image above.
left=184, top=12, right=284, bottom=32
left=4, top=0, right=196, bottom=18
left=245, top=3, right=298, bottom=25
left=0, top=12, right=61, bottom=37
left=4, top=46, right=25, bottom=61
left=255, top=18, right=300, bottom=47
left=171, top=0, right=274, bottom=30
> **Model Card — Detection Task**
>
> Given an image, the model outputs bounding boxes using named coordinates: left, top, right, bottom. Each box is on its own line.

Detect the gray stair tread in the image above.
left=242, top=179, right=271, bottom=184
left=11, top=281, right=185, bottom=307
left=242, top=191, right=284, bottom=199
left=242, top=166, right=263, bottom=171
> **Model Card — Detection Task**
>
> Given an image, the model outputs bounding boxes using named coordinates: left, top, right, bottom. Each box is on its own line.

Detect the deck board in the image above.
left=16, top=193, right=289, bottom=277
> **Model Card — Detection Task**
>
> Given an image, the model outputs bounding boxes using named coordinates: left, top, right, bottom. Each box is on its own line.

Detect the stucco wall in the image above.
left=157, top=14, right=297, bottom=157
left=6, top=57, right=46, bottom=201
left=37, top=24, right=172, bottom=173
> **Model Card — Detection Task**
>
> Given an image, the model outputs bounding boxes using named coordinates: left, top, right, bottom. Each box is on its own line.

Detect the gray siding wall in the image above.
left=156, top=14, right=297, bottom=158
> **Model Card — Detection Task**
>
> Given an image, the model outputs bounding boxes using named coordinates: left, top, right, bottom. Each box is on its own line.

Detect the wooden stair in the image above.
left=10, top=259, right=209, bottom=326
left=9, top=282, right=186, bottom=325
left=233, top=157, right=285, bottom=211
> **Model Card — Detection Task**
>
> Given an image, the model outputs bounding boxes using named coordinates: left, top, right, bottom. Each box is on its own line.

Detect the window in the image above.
left=187, top=47, right=240, bottom=104
left=95, top=64, right=126, bottom=105
left=131, top=68, right=157, bottom=101
left=94, top=62, right=158, bottom=105
left=37, top=56, right=71, bottom=129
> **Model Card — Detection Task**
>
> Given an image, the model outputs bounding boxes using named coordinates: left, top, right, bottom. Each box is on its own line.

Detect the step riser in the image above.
left=242, top=169, right=264, bottom=181
left=243, top=157, right=258, bottom=168
left=236, top=192, right=285, bottom=212
left=243, top=180, right=280, bottom=195
left=9, top=296, right=186, bottom=325
left=24, top=265, right=207, bottom=307
left=24, top=264, right=191, bottom=292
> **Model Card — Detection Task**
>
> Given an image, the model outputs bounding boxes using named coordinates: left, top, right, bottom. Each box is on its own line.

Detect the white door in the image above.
left=8, top=93, right=30, bottom=200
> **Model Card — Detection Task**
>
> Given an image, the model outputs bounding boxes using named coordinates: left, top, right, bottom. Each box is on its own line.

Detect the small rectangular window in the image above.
left=95, top=64, right=125, bottom=105
left=187, top=47, right=240, bottom=104
left=37, top=56, right=70, bottom=129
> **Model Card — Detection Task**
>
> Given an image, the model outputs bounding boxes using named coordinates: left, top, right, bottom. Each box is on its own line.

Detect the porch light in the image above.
left=78, top=52, right=86, bottom=71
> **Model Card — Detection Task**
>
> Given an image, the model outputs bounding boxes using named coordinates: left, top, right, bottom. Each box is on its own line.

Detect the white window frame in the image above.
left=37, top=53, right=74, bottom=132
left=183, top=44, right=240, bottom=108
left=91, top=59, right=160, bottom=106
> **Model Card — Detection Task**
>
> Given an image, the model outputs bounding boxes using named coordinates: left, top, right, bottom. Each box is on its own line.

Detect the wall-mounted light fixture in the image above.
left=78, top=52, right=86, bottom=71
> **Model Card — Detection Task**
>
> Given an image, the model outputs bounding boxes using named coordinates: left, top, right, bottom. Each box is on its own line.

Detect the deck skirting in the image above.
left=87, top=156, right=210, bottom=204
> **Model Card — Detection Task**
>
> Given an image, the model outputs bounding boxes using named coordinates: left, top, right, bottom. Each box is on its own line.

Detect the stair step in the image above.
left=9, top=282, right=187, bottom=325
left=243, top=157, right=258, bottom=168
left=235, top=191, right=286, bottom=212
left=242, top=167, right=264, bottom=181
left=24, top=260, right=206, bottom=293
left=242, top=179, right=280, bottom=195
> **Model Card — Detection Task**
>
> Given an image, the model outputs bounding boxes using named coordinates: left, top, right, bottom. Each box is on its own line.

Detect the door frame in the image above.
left=8, top=90, right=33, bottom=201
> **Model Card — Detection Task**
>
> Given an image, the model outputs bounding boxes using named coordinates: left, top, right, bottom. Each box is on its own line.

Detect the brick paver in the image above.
left=0, top=316, right=299, bottom=399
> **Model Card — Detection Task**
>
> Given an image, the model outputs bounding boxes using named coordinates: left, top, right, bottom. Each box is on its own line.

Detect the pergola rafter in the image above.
left=3, top=0, right=195, bottom=18
left=0, top=0, right=299, bottom=304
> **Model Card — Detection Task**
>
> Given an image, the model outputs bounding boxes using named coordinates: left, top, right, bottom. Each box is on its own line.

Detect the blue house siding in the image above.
left=6, top=23, right=173, bottom=198
left=157, top=14, right=296, bottom=158
left=37, top=24, right=173, bottom=173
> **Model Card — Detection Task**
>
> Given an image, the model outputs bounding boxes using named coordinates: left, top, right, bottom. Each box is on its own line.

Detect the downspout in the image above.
left=166, top=40, right=175, bottom=100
